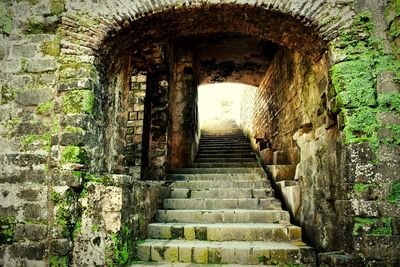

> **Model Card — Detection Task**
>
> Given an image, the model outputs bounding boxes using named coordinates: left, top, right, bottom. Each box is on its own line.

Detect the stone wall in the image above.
left=193, top=34, right=278, bottom=87
left=167, top=43, right=200, bottom=169
left=239, top=1, right=400, bottom=264
left=240, top=47, right=331, bottom=164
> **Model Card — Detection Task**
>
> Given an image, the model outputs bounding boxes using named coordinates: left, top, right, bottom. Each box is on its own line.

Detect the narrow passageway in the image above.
left=137, top=120, right=315, bottom=265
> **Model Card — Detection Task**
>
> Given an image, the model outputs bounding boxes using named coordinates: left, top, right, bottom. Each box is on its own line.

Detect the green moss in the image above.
left=41, top=36, right=61, bottom=56
left=106, top=225, right=132, bottom=266
left=86, top=174, right=110, bottom=184
left=65, top=125, right=84, bottom=133
left=0, top=2, right=13, bottom=35
left=1, top=85, right=16, bottom=104
left=37, top=101, right=55, bottom=116
left=72, top=218, right=81, bottom=240
left=26, top=19, right=44, bottom=34
left=61, top=146, right=84, bottom=164
left=53, top=117, right=60, bottom=134
left=354, top=183, right=376, bottom=193
left=331, top=57, right=376, bottom=108
left=62, top=90, right=94, bottom=114
left=21, top=133, right=51, bottom=150
left=353, top=217, right=393, bottom=236
left=49, top=255, right=69, bottom=267
left=50, top=0, right=65, bottom=15
left=0, top=216, right=16, bottom=244
left=388, top=181, right=400, bottom=202
left=342, top=107, right=379, bottom=149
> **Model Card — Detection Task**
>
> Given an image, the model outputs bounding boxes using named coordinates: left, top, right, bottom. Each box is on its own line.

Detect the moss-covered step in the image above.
left=155, top=210, right=290, bottom=224
left=148, top=223, right=301, bottom=242
left=163, top=198, right=282, bottom=210
left=137, top=239, right=315, bottom=265
left=170, top=188, right=274, bottom=199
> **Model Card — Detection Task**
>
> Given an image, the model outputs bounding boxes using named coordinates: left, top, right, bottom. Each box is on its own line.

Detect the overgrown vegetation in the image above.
left=0, top=216, right=16, bottom=244
left=354, top=183, right=376, bottom=193
left=106, top=225, right=132, bottom=266
left=388, top=181, right=400, bottom=202
left=21, top=133, right=51, bottom=151
left=332, top=11, right=400, bottom=150
left=37, top=100, right=55, bottom=116
left=49, top=255, right=69, bottom=267
left=353, top=217, right=393, bottom=236
left=61, top=146, right=85, bottom=164
left=62, top=90, right=94, bottom=115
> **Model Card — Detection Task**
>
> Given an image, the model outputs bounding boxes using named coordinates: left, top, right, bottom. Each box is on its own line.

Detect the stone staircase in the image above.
left=137, top=122, right=315, bottom=266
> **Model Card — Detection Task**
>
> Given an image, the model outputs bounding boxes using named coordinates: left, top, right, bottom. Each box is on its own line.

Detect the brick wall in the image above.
left=240, top=47, right=330, bottom=164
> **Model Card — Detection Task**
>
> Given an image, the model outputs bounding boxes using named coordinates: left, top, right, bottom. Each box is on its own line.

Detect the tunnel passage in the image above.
left=57, top=2, right=358, bottom=263
left=112, top=31, right=338, bottom=253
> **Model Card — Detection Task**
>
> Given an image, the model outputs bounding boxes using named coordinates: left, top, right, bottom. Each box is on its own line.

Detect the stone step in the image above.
left=196, top=154, right=255, bottom=159
left=129, top=262, right=286, bottom=267
left=200, top=136, right=247, bottom=140
left=197, top=147, right=253, bottom=154
left=194, top=158, right=256, bottom=163
left=170, top=168, right=264, bottom=174
left=170, top=180, right=269, bottom=190
left=170, top=188, right=274, bottom=199
left=163, top=198, right=281, bottom=210
left=199, top=143, right=250, bottom=147
left=266, top=165, right=297, bottom=182
left=137, top=239, right=315, bottom=265
left=197, top=150, right=254, bottom=155
left=167, top=173, right=263, bottom=181
left=155, top=210, right=290, bottom=223
left=148, top=223, right=300, bottom=242
left=199, top=141, right=250, bottom=146
left=189, top=162, right=259, bottom=168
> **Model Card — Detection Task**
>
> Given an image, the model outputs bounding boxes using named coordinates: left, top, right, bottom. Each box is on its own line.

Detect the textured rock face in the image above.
left=0, top=0, right=399, bottom=266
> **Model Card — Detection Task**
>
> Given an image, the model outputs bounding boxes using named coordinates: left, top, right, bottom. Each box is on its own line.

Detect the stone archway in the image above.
left=54, top=2, right=357, bottom=264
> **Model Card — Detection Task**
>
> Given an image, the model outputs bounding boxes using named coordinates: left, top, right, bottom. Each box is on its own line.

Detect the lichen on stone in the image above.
left=0, top=2, right=13, bottom=35
left=41, top=35, right=61, bottom=56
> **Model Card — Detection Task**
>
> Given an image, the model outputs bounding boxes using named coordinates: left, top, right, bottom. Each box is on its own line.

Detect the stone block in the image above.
left=378, top=112, right=400, bottom=126
left=273, top=151, right=287, bottom=164
left=184, top=226, right=195, bottom=240
left=178, top=246, right=192, bottom=262
left=267, top=165, right=296, bottom=182
left=25, top=59, right=57, bottom=73
left=16, top=188, right=41, bottom=202
left=260, top=148, right=273, bottom=165
left=151, top=244, right=165, bottom=261
left=193, top=246, right=208, bottom=264
left=49, top=239, right=70, bottom=255
left=23, top=203, right=46, bottom=220
left=137, top=244, right=150, bottom=261
left=9, top=242, right=46, bottom=260
left=60, top=132, right=84, bottom=146
left=164, top=246, right=178, bottom=262
left=9, top=44, right=37, bottom=58
left=377, top=71, right=400, bottom=94
left=14, top=224, right=46, bottom=242
left=208, top=247, right=222, bottom=263
left=2, top=60, right=21, bottom=73
left=318, top=251, right=362, bottom=267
